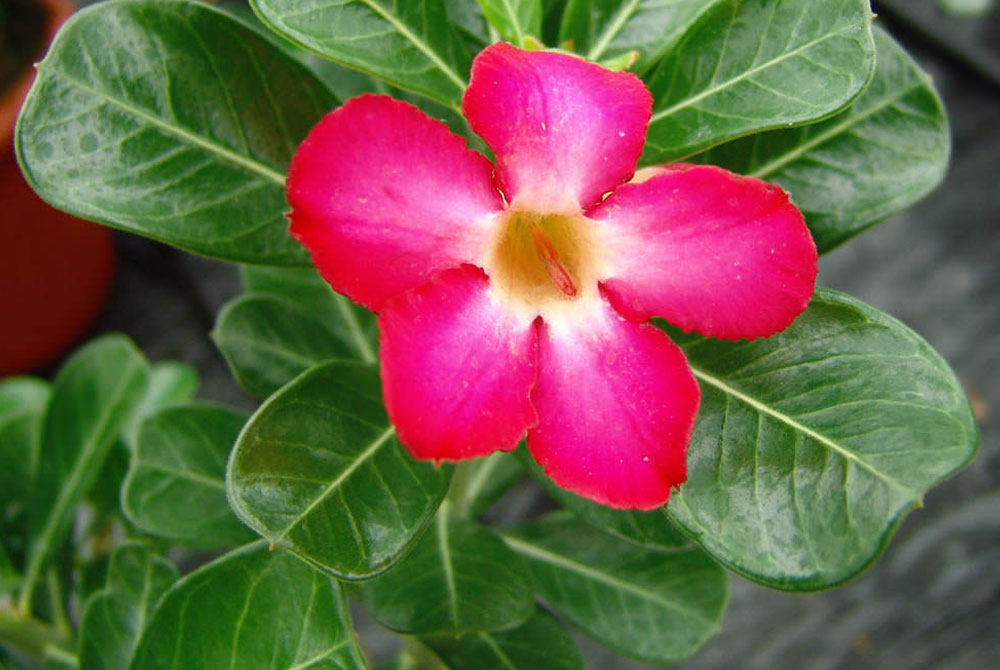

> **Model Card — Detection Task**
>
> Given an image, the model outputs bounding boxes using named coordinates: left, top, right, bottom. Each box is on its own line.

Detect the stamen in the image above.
left=529, top=222, right=578, bottom=297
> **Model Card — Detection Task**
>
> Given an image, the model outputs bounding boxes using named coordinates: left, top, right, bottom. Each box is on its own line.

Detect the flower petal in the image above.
left=592, top=165, right=818, bottom=340
left=528, top=301, right=699, bottom=510
left=287, top=95, right=503, bottom=311
left=379, top=266, right=537, bottom=461
left=463, top=43, right=651, bottom=212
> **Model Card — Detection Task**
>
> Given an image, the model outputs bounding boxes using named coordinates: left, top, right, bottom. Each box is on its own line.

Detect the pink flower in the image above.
left=286, top=44, right=817, bottom=510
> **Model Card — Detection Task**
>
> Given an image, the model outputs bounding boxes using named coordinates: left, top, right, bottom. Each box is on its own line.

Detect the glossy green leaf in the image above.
left=21, top=335, right=149, bottom=612
left=88, top=441, right=132, bottom=516
left=477, top=0, right=541, bottom=45
left=447, top=0, right=491, bottom=47
left=503, top=515, right=727, bottom=663
left=122, top=361, right=199, bottom=448
left=42, top=650, right=76, bottom=670
left=130, top=543, right=367, bottom=670
left=78, top=543, right=178, bottom=670
left=214, top=295, right=364, bottom=397
left=0, top=378, right=49, bottom=423
left=692, top=27, right=949, bottom=252
left=0, top=377, right=50, bottom=506
left=361, top=502, right=533, bottom=635
left=424, top=607, right=583, bottom=670
left=240, top=265, right=379, bottom=362
left=642, top=0, right=875, bottom=163
left=79, top=554, right=114, bottom=609
left=122, top=404, right=254, bottom=548
left=559, top=0, right=724, bottom=74
left=665, top=289, right=978, bottom=590
left=519, top=452, right=689, bottom=551
left=461, top=452, right=525, bottom=519
left=241, top=265, right=341, bottom=314
left=251, top=0, right=471, bottom=108
left=16, top=0, right=336, bottom=265
left=0, top=544, right=17, bottom=595
left=375, top=648, right=447, bottom=670
left=93, top=362, right=198, bottom=517
left=227, top=360, right=451, bottom=579
left=292, top=48, right=482, bottom=146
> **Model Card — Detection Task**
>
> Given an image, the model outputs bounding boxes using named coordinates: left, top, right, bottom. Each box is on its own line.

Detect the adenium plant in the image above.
left=0, top=0, right=978, bottom=669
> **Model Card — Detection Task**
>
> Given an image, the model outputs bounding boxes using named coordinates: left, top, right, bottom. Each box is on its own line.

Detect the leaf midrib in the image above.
left=437, top=506, right=460, bottom=627
left=217, top=330, right=323, bottom=369
left=271, top=425, right=397, bottom=543
left=20, top=356, right=143, bottom=610
left=44, top=69, right=287, bottom=185
left=748, top=82, right=927, bottom=178
left=358, top=0, right=467, bottom=92
left=587, top=0, right=641, bottom=61
left=285, top=640, right=351, bottom=670
left=495, top=0, right=526, bottom=44
left=650, top=20, right=865, bottom=124
left=279, top=0, right=467, bottom=95
left=137, top=461, right=226, bottom=491
left=477, top=631, right=517, bottom=669
left=502, top=535, right=716, bottom=627
left=688, top=364, right=915, bottom=494
left=333, top=294, right=376, bottom=364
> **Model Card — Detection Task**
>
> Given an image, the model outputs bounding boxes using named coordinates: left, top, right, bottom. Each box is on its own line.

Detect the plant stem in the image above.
left=0, top=602, right=65, bottom=660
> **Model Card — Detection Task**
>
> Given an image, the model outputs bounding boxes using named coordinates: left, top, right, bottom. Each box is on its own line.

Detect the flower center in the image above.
left=483, top=209, right=602, bottom=318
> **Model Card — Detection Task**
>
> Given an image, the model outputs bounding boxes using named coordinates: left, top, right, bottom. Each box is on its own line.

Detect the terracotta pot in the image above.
left=0, top=0, right=117, bottom=377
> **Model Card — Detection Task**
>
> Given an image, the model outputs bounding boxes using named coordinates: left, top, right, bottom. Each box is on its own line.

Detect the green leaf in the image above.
left=21, top=335, right=149, bottom=612
left=241, top=265, right=340, bottom=314
left=477, top=0, right=541, bottom=46
left=227, top=360, right=451, bottom=579
left=691, top=27, right=949, bottom=253
left=214, top=295, right=365, bottom=397
left=78, top=543, right=178, bottom=670
left=518, top=451, right=690, bottom=551
left=447, top=1, right=491, bottom=48
left=88, top=442, right=132, bottom=516
left=251, top=0, right=471, bottom=108
left=376, top=646, right=447, bottom=670
left=0, top=544, right=18, bottom=595
left=129, top=543, right=368, bottom=670
left=92, top=362, right=199, bottom=517
left=559, top=0, right=725, bottom=75
left=665, top=288, right=979, bottom=590
left=240, top=265, right=379, bottom=361
left=424, top=607, right=583, bottom=670
left=0, top=378, right=50, bottom=423
left=642, top=0, right=876, bottom=163
left=0, top=377, right=50, bottom=506
left=461, top=452, right=525, bottom=519
left=503, top=515, right=727, bottom=664
left=42, top=650, right=76, bottom=670
left=122, top=404, right=254, bottom=548
left=16, top=0, right=336, bottom=265
left=122, top=361, right=199, bottom=449
left=361, top=502, right=534, bottom=635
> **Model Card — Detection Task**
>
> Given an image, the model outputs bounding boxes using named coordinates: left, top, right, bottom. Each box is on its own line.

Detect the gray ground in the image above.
left=81, top=7, right=999, bottom=670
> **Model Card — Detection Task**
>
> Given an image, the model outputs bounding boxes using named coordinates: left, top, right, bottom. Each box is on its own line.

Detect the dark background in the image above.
left=28, top=1, right=1000, bottom=668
